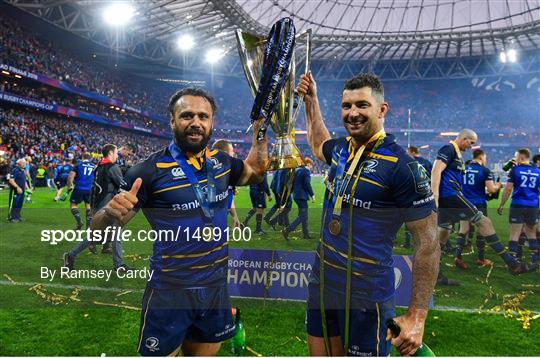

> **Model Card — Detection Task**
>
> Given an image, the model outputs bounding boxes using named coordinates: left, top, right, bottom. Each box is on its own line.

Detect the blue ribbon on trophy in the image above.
left=249, top=17, right=296, bottom=141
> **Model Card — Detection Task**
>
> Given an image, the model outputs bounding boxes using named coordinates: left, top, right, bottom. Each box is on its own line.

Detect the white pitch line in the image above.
left=2, top=280, right=538, bottom=315
left=0, top=280, right=143, bottom=293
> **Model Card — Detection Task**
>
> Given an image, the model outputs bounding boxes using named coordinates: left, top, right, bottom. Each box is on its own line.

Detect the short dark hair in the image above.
left=102, top=144, right=117, bottom=158
left=212, top=139, right=232, bottom=152
left=168, top=87, right=217, bottom=117
left=472, top=149, right=485, bottom=159
left=532, top=154, right=540, bottom=164
left=123, top=143, right=136, bottom=152
left=517, top=148, right=531, bottom=159
left=408, top=146, right=419, bottom=155
left=343, top=73, right=384, bottom=103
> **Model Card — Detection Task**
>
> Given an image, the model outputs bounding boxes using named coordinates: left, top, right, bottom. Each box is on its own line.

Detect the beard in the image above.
left=173, top=125, right=213, bottom=155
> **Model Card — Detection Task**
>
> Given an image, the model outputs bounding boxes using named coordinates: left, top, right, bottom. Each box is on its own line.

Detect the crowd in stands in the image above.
left=0, top=12, right=174, bottom=119
left=1, top=78, right=169, bottom=131
left=0, top=108, right=168, bottom=175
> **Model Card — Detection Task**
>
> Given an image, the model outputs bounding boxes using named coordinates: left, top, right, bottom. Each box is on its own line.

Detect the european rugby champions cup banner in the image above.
left=228, top=249, right=432, bottom=307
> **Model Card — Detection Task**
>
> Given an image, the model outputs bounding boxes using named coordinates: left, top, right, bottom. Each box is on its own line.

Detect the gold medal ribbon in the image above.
left=331, top=130, right=386, bottom=219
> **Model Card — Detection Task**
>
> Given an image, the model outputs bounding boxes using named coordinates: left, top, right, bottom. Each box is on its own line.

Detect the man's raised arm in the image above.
left=237, top=118, right=268, bottom=186
left=297, top=72, right=331, bottom=162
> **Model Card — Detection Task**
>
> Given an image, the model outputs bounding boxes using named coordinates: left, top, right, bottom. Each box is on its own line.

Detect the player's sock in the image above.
left=528, top=238, right=539, bottom=264
left=71, top=208, right=82, bottom=226
left=508, top=240, right=519, bottom=259
left=517, top=233, right=527, bottom=260
left=468, top=226, right=476, bottom=240
left=255, top=213, right=263, bottom=232
left=85, top=208, right=92, bottom=228
left=242, top=209, right=255, bottom=226
left=455, top=233, right=466, bottom=259
left=476, top=235, right=486, bottom=260
left=485, top=234, right=518, bottom=267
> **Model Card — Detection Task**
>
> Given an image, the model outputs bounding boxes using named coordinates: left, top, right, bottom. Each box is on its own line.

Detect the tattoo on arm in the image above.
left=406, top=212, right=440, bottom=310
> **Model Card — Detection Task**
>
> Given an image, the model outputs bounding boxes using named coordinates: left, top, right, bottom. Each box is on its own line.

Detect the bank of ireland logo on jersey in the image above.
left=145, top=337, right=159, bottom=352
left=171, top=167, right=185, bottom=179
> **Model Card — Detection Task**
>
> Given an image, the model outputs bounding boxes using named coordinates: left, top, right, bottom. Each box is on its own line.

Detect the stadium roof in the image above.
left=5, top=0, right=540, bottom=74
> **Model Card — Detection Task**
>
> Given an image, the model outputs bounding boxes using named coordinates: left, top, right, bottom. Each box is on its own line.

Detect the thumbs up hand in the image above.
left=104, top=178, right=142, bottom=223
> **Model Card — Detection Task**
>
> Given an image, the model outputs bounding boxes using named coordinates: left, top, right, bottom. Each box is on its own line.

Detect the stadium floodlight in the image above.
left=177, top=35, right=194, bottom=50
left=205, top=48, right=225, bottom=63
left=103, top=3, right=135, bottom=26
left=499, top=51, right=507, bottom=63
left=507, top=49, right=517, bottom=63
left=440, top=131, right=459, bottom=137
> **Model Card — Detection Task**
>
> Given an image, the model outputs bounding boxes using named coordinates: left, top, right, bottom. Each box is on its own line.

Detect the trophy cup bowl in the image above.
left=235, top=24, right=312, bottom=171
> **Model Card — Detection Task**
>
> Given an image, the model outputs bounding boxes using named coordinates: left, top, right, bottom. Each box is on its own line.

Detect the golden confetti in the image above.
left=29, top=284, right=68, bottom=305
left=3, top=274, right=16, bottom=283
left=93, top=301, right=141, bottom=311
left=246, top=346, right=263, bottom=357
left=431, top=331, right=437, bottom=337
left=489, top=291, right=536, bottom=330
left=115, top=290, right=133, bottom=297
left=84, top=313, right=89, bottom=318
left=295, top=336, right=307, bottom=344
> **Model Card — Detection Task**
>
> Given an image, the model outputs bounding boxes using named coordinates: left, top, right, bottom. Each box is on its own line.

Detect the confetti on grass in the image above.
left=93, top=301, right=141, bottom=311
left=3, top=274, right=16, bottom=283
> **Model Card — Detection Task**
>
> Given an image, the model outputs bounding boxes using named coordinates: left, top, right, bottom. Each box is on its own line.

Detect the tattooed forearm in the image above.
left=239, top=119, right=268, bottom=185
left=406, top=212, right=440, bottom=310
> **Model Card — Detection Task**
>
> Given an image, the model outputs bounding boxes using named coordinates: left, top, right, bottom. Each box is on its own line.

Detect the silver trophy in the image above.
left=236, top=28, right=312, bottom=171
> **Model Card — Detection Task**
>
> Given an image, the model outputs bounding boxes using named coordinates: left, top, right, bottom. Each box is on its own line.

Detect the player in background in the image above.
left=282, top=158, right=315, bottom=240
left=54, top=158, right=73, bottom=201
left=212, top=139, right=241, bottom=228
left=497, top=148, right=540, bottom=270
left=7, top=158, right=27, bottom=222
left=117, top=143, right=135, bottom=175
left=432, top=130, right=530, bottom=280
left=455, top=149, right=501, bottom=269
left=66, top=153, right=96, bottom=230
left=242, top=172, right=272, bottom=235
left=403, top=146, right=433, bottom=248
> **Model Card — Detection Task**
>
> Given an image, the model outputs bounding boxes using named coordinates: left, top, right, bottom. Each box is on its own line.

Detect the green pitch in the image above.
left=1, top=178, right=539, bottom=356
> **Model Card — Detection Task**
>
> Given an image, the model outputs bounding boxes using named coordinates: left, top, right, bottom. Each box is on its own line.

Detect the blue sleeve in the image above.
left=507, top=167, right=515, bottom=183
left=436, top=144, right=454, bottom=165
left=120, top=160, right=153, bottom=210
left=392, top=159, right=435, bottom=222
left=322, top=139, right=338, bottom=165
left=484, top=167, right=493, bottom=181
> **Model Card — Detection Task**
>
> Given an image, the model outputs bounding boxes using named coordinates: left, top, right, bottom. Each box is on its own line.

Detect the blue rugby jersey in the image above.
left=436, top=143, right=464, bottom=198
left=56, top=164, right=73, bottom=180
left=121, top=145, right=244, bottom=289
left=508, top=164, right=540, bottom=207
left=72, top=160, right=96, bottom=191
left=249, top=172, right=270, bottom=196
left=462, top=161, right=493, bottom=206
left=315, top=134, right=435, bottom=302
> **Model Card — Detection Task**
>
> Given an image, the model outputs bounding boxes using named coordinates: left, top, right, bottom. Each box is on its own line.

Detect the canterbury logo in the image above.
left=171, top=167, right=185, bottom=178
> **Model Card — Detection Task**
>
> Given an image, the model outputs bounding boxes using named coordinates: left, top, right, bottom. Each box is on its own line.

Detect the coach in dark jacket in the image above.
left=283, top=159, right=315, bottom=240
left=64, top=144, right=130, bottom=271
